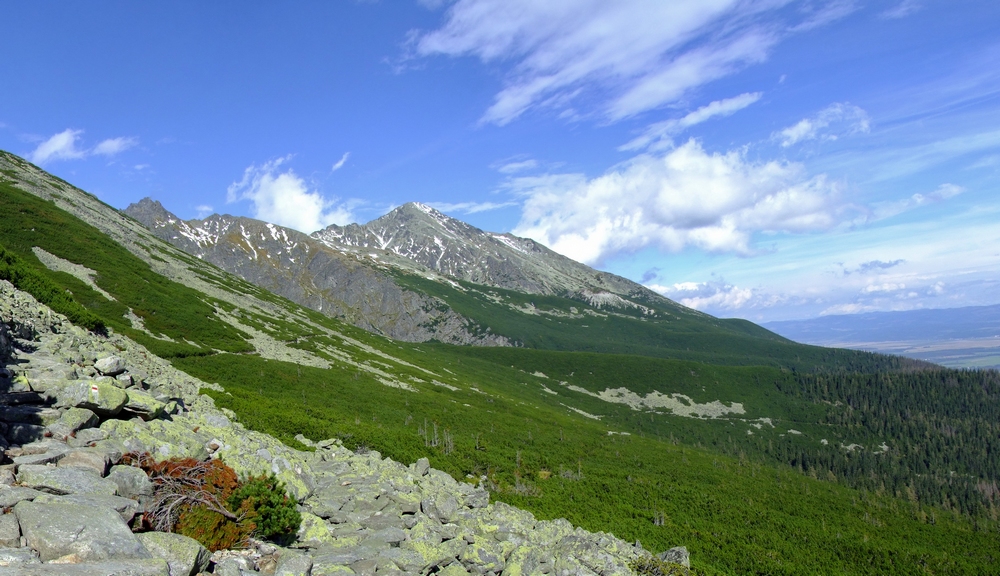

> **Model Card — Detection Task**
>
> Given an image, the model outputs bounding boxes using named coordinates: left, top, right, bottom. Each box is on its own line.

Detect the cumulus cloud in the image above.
left=227, top=156, right=356, bottom=233
left=621, top=92, right=763, bottom=151
left=93, top=137, right=138, bottom=156
left=510, top=139, right=844, bottom=265
left=413, top=1, right=837, bottom=125
left=650, top=281, right=754, bottom=311
left=775, top=103, right=870, bottom=147
left=28, top=129, right=87, bottom=164
left=28, top=129, right=138, bottom=165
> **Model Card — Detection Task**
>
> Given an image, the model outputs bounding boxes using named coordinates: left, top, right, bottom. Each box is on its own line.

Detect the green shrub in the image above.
left=228, top=475, right=301, bottom=544
left=0, top=244, right=105, bottom=332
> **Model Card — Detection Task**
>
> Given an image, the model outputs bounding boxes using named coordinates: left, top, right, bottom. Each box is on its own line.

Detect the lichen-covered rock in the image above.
left=106, top=465, right=153, bottom=500
left=47, top=407, right=99, bottom=439
left=274, top=549, right=314, bottom=576
left=15, top=465, right=117, bottom=496
left=136, top=531, right=211, bottom=576
left=0, top=515, right=19, bottom=548
left=13, top=501, right=151, bottom=563
left=94, top=355, right=126, bottom=377
left=122, top=389, right=166, bottom=421
left=58, top=380, right=128, bottom=416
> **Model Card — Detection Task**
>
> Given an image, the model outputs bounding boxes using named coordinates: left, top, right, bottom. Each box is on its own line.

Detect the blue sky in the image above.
left=2, top=1, right=999, bottom=322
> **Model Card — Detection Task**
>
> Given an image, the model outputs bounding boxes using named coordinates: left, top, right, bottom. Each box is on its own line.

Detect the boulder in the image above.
left=658, top=546, right=690, bottom=568
left=5, top=423, right=45, bottom=445
left=47, top=407, right=99, bottom=439
left=274, top=549, right=314, bottom=576
left=58, top=450, right=111, bottom=476
left=13, top=500, right=151, bottom=562
left=32, top=493, right=140, bottom=523
left=106, top=465, right=153, bottom=500
left=0, top=514, right=19, bottom=548
left=94, top=356, right=126, bottom=377
left=136, top=531, right=211, bottom=576
left=0, top=559, right=170, bottom=575
left=59, top=380, right=128, bottom=417
left=15, top=465, right=118, bottom=496
left=0, top=486, right=45, bottom=508
left=0, top=547, right=40, bottom=567
left=68, top=427, right=108, bottom=448
left=123, top=389, right=166, bottom=421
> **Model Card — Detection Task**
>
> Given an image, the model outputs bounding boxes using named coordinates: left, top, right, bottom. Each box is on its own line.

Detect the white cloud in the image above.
left=227, top=156, right=357, bottom=233
left=868, top=183, right=964, bottom=220
left=862, top=282, right=905, bottom=294
left=496, top=159, right=538, bottom=173
left=414, top=0, right=832, bottom=125
left=28, top=129, right=87, bottom=164
left=776, top=103, right=870, bottom=146
left=510, top=139, right=843, bottom=265
left=881, top=0, right=921, bottom=20
left=622, top=92, right=763, bottom=151
left=27, top=129, right=139, bottom=165
left=649, top=281, right=755, bottom=311
left=195, top=205, right=214, bottom=219
left=93, top=137, right=138, bottom=156
left=429, top=200, right=518, bottom=214
left=331, top=152, right=350, bottom=172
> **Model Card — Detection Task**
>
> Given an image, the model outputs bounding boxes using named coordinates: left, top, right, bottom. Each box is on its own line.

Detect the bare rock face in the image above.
left=124, top=199, right=508, bottom=346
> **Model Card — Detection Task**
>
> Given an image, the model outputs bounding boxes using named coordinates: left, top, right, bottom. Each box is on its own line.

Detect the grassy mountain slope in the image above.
left=2, top=151, right=999, bottom=573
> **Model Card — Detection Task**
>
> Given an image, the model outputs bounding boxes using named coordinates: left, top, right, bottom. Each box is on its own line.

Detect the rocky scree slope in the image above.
left=0, top=279, right=683, bottom=575
left=123, top=198, right=507, bottom=346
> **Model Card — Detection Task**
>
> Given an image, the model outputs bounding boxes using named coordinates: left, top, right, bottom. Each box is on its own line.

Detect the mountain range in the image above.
left=3, top=148, right=1000, bottom=574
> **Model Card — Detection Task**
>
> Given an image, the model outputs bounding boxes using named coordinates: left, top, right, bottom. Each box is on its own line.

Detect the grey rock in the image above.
left=58, top=380, right=129, bottom=416
left=68, top=427, right=109, bottom=448
left=413, top=457, right=430, bottom=477
left=0, top=486, right=45, bottom=508
left=657, top=546, right=690, bottom=568
left=274, top=549, right=314, bottom=576
left=0, top=405, right=61, bottom=427
left=95, top=355, right=127, bottom=376
left=33, top=492, right=140, bottom=523
left=106, top=465, right=153, bottom=500
left=136, top=531, right=211, bottom=576
left=4, top=423, right=45, bottom=445
left=13, top=448, right=70, bottom=467
left=123, top=389, right=166, bottom=421
left=0, top=515, right=18, bottom=548
left=47, top=407, right=99, bottom=439
left=16, top=464, right=118, bottom=496
left=0, top=546, right=40, bottom=566
left=0, top=559, right=170, bottom=575
left=13, top=500, right=151, bottom=562
left=57, top=449, right=111, bottom=476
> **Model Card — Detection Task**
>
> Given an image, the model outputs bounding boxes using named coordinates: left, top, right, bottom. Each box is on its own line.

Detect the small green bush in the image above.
left=228, top=475, right=301, bottom=544
left=629, top=556, right=692, bottom=576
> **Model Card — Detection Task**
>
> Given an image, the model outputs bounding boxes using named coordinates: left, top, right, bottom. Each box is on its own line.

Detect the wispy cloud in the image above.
left=775, top=103, right=870, bottom=147
left=511, top=139, right=846, bottom=265
left=227, top=156, right=358, bottom=233
left=495, top=158, right=538, bottom=174
left=854, top=259, right=905, bottom=274
left=868, top=183, right=964, bottom=220
left=331, top=152, right=350, bottom=172
left=413, top=0, right=842, bottom=125
left=622, top=92, right=763, bottom=151
left=92, top=137, right=138, bottom=156
left=195, top=205, right=214, bottom=219
left=27, top=129, right=138, bottom=165
left=429, top=200, right=518, bottom=214
left=28, top=129, right=87, bottom=164
left=880, top=0, right=921, bottom=20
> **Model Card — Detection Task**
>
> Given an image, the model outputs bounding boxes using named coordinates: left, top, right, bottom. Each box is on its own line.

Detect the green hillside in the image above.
left=2, top=162, right=999, bottom=574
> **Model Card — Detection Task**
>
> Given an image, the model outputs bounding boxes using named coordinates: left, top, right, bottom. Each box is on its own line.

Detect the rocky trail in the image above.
left=0, top=280, right=686, bottom=576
